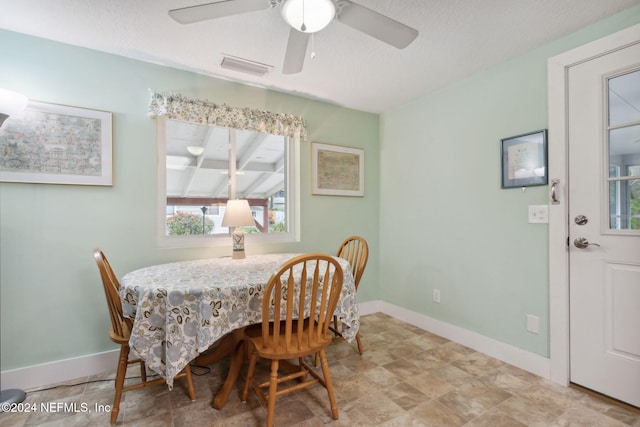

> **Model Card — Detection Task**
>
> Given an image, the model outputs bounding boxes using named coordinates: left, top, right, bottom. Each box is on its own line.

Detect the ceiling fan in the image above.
left=169, top=0, right=419, bottom=74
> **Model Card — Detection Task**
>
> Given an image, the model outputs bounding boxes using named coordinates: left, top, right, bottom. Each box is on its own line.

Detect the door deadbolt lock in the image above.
left=574, top=237, right=600, bottom=249
left=574, top=215, right=588, bottom=225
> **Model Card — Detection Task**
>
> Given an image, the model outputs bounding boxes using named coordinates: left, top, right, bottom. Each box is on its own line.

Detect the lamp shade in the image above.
left=222, top=199, right=255, bottom=227
left=281, top=0, right=335, bottom=33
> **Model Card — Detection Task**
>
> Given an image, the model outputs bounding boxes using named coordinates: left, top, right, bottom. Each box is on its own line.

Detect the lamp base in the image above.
left=231, top=227, right=246, bottom=259
left=0, top=389, right=26, bottom=410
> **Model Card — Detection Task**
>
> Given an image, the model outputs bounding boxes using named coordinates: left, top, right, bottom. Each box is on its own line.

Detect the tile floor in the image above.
left=2, top=313, right=639, bottom=426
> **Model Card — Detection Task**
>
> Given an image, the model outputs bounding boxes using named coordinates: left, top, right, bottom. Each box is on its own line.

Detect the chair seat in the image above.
left=108, top=319, right=131, bottom=344
left=244, top=321, right=332, bottom=359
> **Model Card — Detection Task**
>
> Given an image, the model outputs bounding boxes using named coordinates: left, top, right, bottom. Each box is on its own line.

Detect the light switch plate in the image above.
left=528, top=205, right=549, bottom=224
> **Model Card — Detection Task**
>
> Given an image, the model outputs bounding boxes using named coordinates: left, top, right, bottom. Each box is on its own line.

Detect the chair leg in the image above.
left=241, top=350, right=258, bottom=402
left=266, top=360, right=279, bottom=427
left=140, top=361, right=147, bottom=383
left=183, top=363, right=196, bottom=401
left=298, top=357, right=309, bottom=381
left=111, top=345, right=129, bottom=425
left=355, top=332, right=363, bottom=355
left=318, top=349, right=339, bottom=420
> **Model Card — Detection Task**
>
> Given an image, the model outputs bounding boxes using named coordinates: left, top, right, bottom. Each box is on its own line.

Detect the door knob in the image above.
left=574, top=237, right=600, bottom=249
left=574, top=215, right=588, bottom=225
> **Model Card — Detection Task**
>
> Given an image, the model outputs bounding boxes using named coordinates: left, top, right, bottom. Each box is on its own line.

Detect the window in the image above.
left=150, top=93, right=305, bottom=248
left=157, top=117, right=299, bottom=247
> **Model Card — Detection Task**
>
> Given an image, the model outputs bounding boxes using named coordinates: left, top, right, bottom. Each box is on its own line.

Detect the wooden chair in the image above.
left=93, top=248, right=195, bottom=424
left=330, top=236, right=368, bottom=354
left=241, top=254, right=344, bottom=427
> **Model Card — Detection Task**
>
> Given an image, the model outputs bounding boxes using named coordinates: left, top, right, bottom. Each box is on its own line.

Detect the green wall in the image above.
left=2, top=4, right=640, bottom=375
left=0, top=30, right=379, bottom=371
left=379, top=6, right=640, bottom=357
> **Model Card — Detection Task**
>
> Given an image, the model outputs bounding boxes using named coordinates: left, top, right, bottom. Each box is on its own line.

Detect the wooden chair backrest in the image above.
left=336, top=236, right=369, bottom=290
left=93, top=248, right=129, bottom=339
left=261, top=254, right=344, bottom=353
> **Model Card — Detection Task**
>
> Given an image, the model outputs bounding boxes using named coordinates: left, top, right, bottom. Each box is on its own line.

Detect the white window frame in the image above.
left=156, top=116, right=300, bottom=248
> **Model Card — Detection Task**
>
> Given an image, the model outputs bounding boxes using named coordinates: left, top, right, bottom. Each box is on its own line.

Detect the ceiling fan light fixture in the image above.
left=281, top=0, right=335, bottom=33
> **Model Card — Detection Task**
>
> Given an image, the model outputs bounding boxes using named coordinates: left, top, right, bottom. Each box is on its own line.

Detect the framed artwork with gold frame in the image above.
left=312, top=142, right=364, bottom=197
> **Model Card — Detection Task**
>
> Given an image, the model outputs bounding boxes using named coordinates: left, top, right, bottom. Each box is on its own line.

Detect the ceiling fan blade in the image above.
left=336, top=0, right=418, bottom=49
left=169, top=0, right=269, bottom=24
left=282, top=29, right=310, bottom=74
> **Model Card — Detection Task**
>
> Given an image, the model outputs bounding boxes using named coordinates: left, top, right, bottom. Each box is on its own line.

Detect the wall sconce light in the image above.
left=0, top=88, right=29, bottom=127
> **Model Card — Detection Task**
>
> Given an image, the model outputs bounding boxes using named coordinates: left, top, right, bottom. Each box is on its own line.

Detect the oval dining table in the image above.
left=119, top=252, right=360, bottom=409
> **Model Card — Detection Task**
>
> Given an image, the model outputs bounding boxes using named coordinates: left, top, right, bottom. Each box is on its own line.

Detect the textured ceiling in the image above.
left=0, top=0, right=638, bottom=113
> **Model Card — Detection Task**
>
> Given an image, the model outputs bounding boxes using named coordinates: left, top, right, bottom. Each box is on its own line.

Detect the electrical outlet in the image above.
left=433, top=289, right=441, bottom=304
left=526, top=314, right=539, bottom=334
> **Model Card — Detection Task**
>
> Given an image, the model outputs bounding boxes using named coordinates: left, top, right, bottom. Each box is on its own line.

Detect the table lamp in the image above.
left=221, top=199, right=255, bottom=259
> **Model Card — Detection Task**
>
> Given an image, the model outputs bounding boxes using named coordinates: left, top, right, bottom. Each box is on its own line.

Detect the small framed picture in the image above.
left=501, top=129, right=548, bottom=188
left=0, top=101, right=112, bottom=186
left=312, top=142, right=364, bottom=196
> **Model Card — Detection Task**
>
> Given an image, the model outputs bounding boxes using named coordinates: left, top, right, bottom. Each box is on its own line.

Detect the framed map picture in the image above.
left=312, top=142, right=364, bottom=196
left=0, top=101, right=112, bottom=186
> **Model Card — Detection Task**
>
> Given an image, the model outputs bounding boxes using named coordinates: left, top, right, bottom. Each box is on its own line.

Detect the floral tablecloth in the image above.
left=120, top=253, right=359, bottom=388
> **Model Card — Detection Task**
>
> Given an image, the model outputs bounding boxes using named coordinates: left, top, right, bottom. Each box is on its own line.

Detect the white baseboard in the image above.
left=377, top=300, right=551, bottom=379
left=1, top=300, right=551, bottom=391
left=0, top=349, right=118, bottom=391
left=357, top=299, right=382, bottom=316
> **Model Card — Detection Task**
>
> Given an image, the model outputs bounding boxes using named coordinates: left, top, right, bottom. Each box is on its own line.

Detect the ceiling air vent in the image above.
left=220, top=55, right=272, bottom=76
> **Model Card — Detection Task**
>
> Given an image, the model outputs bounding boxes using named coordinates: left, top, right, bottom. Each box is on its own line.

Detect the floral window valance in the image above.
left=148, top=91, right=307, bottom=140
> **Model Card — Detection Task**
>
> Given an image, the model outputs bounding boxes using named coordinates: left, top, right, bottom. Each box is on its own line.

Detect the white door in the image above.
left=568, top=42, right=640, bottom=407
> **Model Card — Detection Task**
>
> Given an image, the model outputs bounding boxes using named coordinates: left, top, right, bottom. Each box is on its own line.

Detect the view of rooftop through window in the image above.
left=163, top=119, right=289, bottom=237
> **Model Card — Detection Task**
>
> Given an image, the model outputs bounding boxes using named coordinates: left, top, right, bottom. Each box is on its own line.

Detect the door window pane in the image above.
left=609, top=125, right=640, bottom=178
left=608, top=70, right=640, bottom=126
left=631, top=179, right=640, bottom=230
left=609, top=178, right=640, bottom=230
left=608, top=69, right=640, bottom=230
